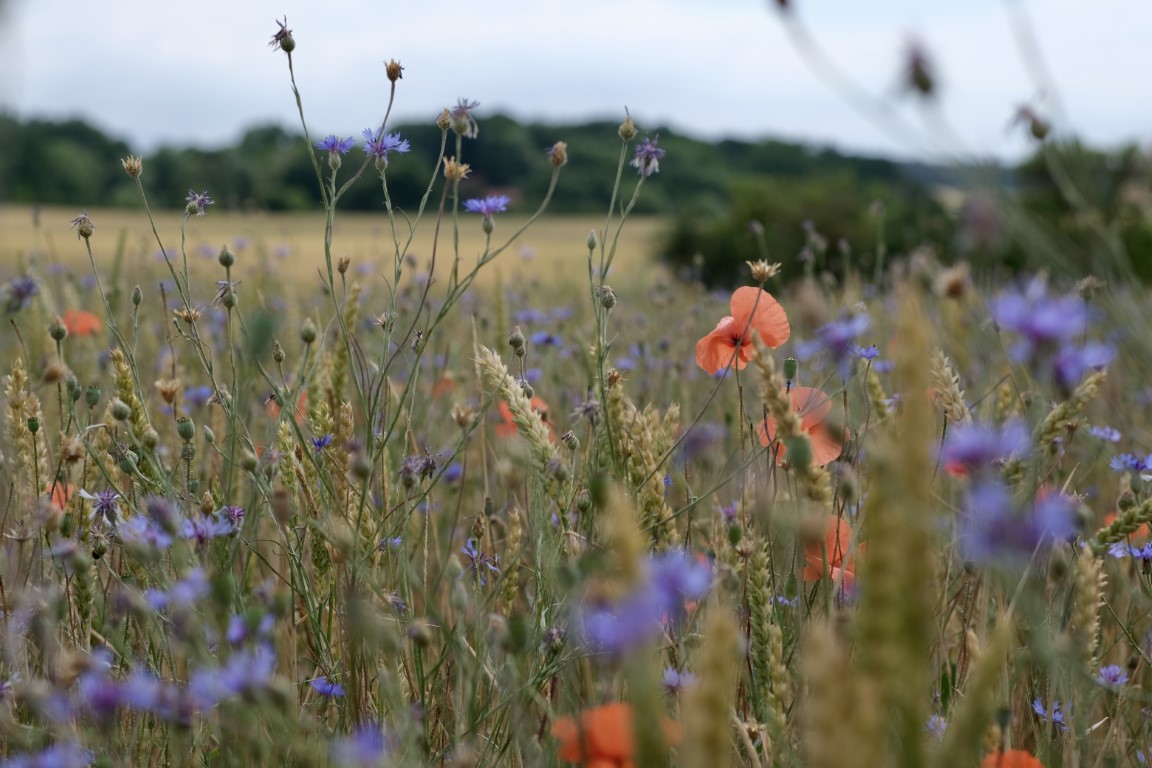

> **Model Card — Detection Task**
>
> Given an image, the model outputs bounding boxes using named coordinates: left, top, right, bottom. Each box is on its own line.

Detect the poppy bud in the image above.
left=203, top=426, right=216, bottom=445
left=26, top=416, right=39, bottom=434
left=85, top=384, right=101, bottom=408
left=49, top=317, right=67, bottom=341
left=783, top=357, right=799, bottom=382
left=177, top=416, right=196, bottom=442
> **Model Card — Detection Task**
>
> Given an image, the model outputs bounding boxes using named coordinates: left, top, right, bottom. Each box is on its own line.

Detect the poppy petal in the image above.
left=695, top=328, right=738, bottom=375
left=730, top=286, right=790, bottom=349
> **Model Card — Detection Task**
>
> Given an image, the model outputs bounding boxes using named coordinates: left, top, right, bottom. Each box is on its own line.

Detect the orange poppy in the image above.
left=803, top=514, right=863, bottom=587
left=496, top=397, right=553, bottom=439
left=756, top=386, right=843, bottom=466
left=980, top=750, right=1044, bottom=768
left=694, top=287, right=790, bottom=375
left=46, top=482, right=76, bottom=512
left=60, top=310, right=103, bottom=337
left=552, top=702, right=681, bottom=767
left=267, top=389, right=308, bottom=420
left=431, top=373, right=456, bottom=398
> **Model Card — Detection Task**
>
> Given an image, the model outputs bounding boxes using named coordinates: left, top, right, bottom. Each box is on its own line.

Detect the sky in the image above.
left=0, top=0, right=1149, bottom=162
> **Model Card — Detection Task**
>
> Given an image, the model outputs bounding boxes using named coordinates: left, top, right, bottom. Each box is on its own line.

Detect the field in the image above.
left=2, top=30, right=1152, bottom=768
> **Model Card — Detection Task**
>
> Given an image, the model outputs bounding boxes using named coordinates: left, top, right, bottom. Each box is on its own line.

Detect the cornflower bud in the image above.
left=218, top=246, right=235, bottom=268
left=300, top=318, right=317, bottom=345
left=619, top=112, right=638, bottom=141
left=131, top=285, right=143, bottom=306
left=586, top=229, right=598, bottom=251
left=508, top=326, right=525, bottom=351
left=437, top=109, right=452, bottom=132
left=272, top=341, right=285, bottom=364
left=49, top=316, right=67, bottom=341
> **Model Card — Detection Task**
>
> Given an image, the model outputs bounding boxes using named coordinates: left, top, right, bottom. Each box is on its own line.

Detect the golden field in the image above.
left=0, top=205, right=667, bottom=288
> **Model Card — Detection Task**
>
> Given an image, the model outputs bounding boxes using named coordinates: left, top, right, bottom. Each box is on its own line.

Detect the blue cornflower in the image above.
left=314, top=135, right=356, bottom=155
left=940, top=420, right=1030, bottom=472
left=442, top=462, right=463, bottom=484
left=219, top=505, right=245, bottom=529
left=960, top=481, right=1077, bottom=565
left=992, top=277, right=1088, bottom=361
left=797, top=313, right=870, bottom=380
left=1096, top=664, right=1130, bottom=688
left=1053, top=341, right=1114, bottom=392
left=577, top=587, right=666, bottom=653
left=1088, top=425, right=1122, bottom=443
left=463, top=195, right=510, bottom=220
left=119, top=516, right=174, bottom=551
left=311, top=676, right=347, bottom=697
left=854, top=344, right=880, bottom=361
left=312, top=434, right=334, bottom=451
left=1108, top=542, right=1152, bottom=561
left=3, top=742, right=93, bottom=768
left=1032, top=697, right=1068, bottom=732
left=4, top=275, right=39, bottom=314
left=184, top=385, right=214, bottom=408
left=79, top=488, right=122, bottom=528
left=362, top=129, right=411, bottom=162
left=330, top=723, right=392, bottom=768
left=184, top=190, right=214, bottom=217
left=181, top=515, right=235, bottom=545
left=1109, top=453, right=1151, bottom=473
left=461, top=539, right=499, bottom=583
left=661, top=667, right=697, bottom=694
left=379, top=536, right=403, bottom=551
left=649, top=550, right=712, bottom=619
left=529, top=330, right=561, bottom=347
left=146, top=568, right=209, bottom=612
left=631, top=135, right=665, bottom=176
left=925, top=714, right=948, bottom=741
left=450, top=98, right=481, bottom=138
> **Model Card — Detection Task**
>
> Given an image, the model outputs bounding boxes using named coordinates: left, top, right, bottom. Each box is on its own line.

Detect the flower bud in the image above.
left=519, top=381, right=534, bottom=399
left=203, top=426, right=216, bottom=445
left=218, top=246, right=235, bottom=268
left=784, top=434, right=812, bottom=472
left=49, top=317, right=67, bottom=341
left=176, top=416, right=196, bottom=442
left=783, top=357, right=799, bottom=382
left=337, top=256, right=350, bottom=275
left=300, top=318, right=317, bottom=345
left=586, top=229, right=598, bottom=252
left=385, top=58, right=404, bottom=82
left=222, top=290, right=236, bottom=309
left=437, top=109, right=452, bottom=132
left=618, top=113, right=637, bottom=141
left=85, top=385, right=101, bottom=408
left=561, top=430, right=579, bottom=451
left=482, top=216, right=494, bottom=235
left=240, top=451, right=259, bottom=473
left=131, top=285, right=143, bottom=306
left=548, top=141, right=568, bottom=168
left=141, top=427, right=159, bottom=451
left=272, top=341, right=285, bottom=364
left=110, top=398, right=131, bottom=421
left=597, top=285, right=617, bottom=310
left=508, top=326, right=525, bottom=350
left=26, top=416, right=39, bottom=434
left=66, top=375, right=81, bottom=401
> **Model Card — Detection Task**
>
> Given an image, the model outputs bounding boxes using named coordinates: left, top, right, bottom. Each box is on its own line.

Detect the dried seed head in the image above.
left=385, top=58, right=404, bottom=81
left=41, top=361, right=69, bottom=385
left=548, top=141, right=568, bottom=168
left=443, top=156, right=471, bottom=181
left=747, top=260, right=782, bottom=283
left=619, top=111, right=638, bottom=141
left=436, top=108, right=452, bottom=132
left=452, top=402, right=475, bottom=429
left=121, top=155, right=143, bottom=178
left=155, top=378, right=181, bottom=405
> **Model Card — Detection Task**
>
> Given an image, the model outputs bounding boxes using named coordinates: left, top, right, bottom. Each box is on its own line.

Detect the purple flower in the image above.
left=450, top=98, right=481, bottom=138
left=463, top=195, right=510, bottom=220
left=184, top=190, right=214, bottom=217
left=312, top=434, right=334, bottom=451
left=992, top=278, right=1089, bottom=362
left=181, top=515, right=235, bottom=545
left=577, top=587, right=665, bottom=653
left=925, top=714, right=948, bottom=741
left=119, top=516, right=174, bottom=551
left=649, top=551, right=712, bottom=613
left=311, top=676, right=346, bottom=697
left=362, top=129, right=411, bottom=161
left=461, top=539, right=499, bottom=583
left=185, top=385, right=214, bottom=408
left=1032, top=697, right=1068, bottom=732
left=631, top=135, right=665, bottom=177
left=960, top=482, right=1077, bottom=565
left=79, top=488, right=122, bottom=528
left=796, top=313, right=870, bottom=380
left=4, top=275, right=39, bottom=313
left=1112, top=542, right=1152, bottom=561
left=1053, top=341, right=1114, bottom=392
left=146, top=568, right=208, bottom=612
left=1096, top=664, right=1129, bottom=688
left=1088, top=426, right=1122, bottom=443
left=315, top=135, right=356, bottom=155
left=330, top=723, right=391, bottom=767
left=661, top=667, right=697, bottom=694
left=940, top=420, right=1030, bottom=471
left=1109, top=453, right=1151, bottom=473
left=3, top=742, right=92, bottom=768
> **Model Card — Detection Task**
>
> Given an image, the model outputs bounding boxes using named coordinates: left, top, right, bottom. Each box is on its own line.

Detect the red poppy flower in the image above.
left=46, top=482, right=76, bottom=512
left=267, top=389, right=308, bottom=421
left=980, top=750, right=1045, bottom=768
left=496, top=397, right=553, bottom=439
left=61, top=310, right=103, bottom=337
left=756, top=386, right=843, bottom=466
left=694, top=287, right=790, bottom=375
left=552, top=702, right=681, bottom=767
left=803, top=514, right=863, bottom=587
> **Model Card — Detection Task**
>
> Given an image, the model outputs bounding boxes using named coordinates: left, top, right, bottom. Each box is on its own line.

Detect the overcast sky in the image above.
left=1, top=0, right=1148, bottom=161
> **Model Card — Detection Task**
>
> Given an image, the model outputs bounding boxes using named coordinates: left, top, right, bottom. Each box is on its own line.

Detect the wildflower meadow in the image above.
left=3, top=14, right=1152, bottom=768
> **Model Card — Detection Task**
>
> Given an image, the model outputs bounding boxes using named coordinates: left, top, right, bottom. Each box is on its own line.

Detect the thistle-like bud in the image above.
left=300, top=318, right=317, bottom=345
left=408, top=618, right=433, bottom=647
left=176, top=416, right=196, bottom=442
left=385, top=58, right=404, bottom=81
left=352, top=452, right=372, bottom=481
left=519, top=381, right=534, bottom=399
left=597, top=285, right=617, bottom=310
left=218, top=246, right=235, bottom=268
left=131, top=285, right=143, bottom=307
left=272, top=340, right=285, bottom=364
left=548, top=141, right=568, bottom=168
left=49, top=316, right=67, bottom=341
left=452, top=403, right=475, bottom=429
left=508, top=326, right=525, bottom=351
left=619, top=112, right=638, bottom=141
left=337, top=256, right=350, bottom=275
left=436, top=108, right=452, bottom=132
left=121, top=156, right=143, bottom=178
left=561, top=430, right=579, bottom=451
left=141, top=427, right=159, bottom=451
